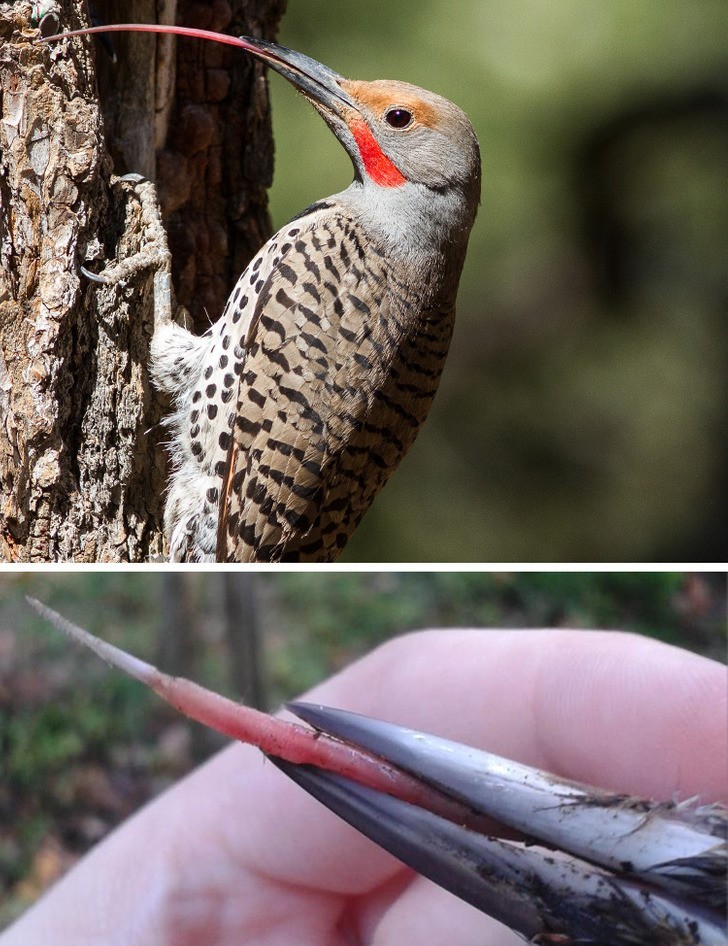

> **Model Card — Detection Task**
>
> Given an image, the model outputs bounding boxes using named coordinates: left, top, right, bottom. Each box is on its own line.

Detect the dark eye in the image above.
left=385, top=107, right=413, bottom=129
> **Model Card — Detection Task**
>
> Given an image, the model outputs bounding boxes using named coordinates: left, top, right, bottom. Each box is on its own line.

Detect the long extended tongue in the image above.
left=37, top=23, right=266, bottom=53
left=26, top=598, right=488, bottom=831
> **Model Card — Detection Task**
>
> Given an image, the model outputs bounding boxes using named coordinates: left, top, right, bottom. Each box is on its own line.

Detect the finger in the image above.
left=195, top=628, right=726, bottom=889
left=354, top=875, right=522, bottom=946
left=297, top=627, right=726, bottom=800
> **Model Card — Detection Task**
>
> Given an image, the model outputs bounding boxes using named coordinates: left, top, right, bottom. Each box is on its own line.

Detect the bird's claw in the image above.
left=280, top=703, right=727, bottom=946
left=79, top=263, right=110, bottom=283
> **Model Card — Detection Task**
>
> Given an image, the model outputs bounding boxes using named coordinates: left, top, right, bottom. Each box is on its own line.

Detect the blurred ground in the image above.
left=0, top=571, right=725, bottom=927
left=264, top=0, right=727, bottom=561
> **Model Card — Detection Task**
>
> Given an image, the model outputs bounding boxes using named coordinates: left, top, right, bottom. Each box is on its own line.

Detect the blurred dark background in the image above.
left=262, top=0, right=728, bottom=561
left=0, top=571, right=725, bottom=925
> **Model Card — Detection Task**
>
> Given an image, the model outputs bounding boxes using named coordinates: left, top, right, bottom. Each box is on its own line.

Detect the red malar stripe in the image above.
left=350, top=119, right=406, bottom=187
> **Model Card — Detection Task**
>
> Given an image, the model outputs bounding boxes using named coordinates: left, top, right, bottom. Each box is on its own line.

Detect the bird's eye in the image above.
left=385, top=107, right=413, bottom=129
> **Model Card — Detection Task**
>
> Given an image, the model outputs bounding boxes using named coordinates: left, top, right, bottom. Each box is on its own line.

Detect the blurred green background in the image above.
left=265, top=0, right=728, bottom=561
left=1, top=571, right=725, bottom=925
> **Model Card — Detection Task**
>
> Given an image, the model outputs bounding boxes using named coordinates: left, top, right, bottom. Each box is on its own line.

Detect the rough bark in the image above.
left=0, top=0, right=285, bottom=561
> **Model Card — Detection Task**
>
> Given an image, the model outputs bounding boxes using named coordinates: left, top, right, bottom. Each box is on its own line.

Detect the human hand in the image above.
left=3, top=629, right=725, bottom=945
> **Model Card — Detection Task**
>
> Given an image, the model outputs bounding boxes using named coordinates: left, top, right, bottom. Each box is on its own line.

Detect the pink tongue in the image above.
left=27, top=597, right=485, bottom=831
left=39, top=22, right=264, bottom=53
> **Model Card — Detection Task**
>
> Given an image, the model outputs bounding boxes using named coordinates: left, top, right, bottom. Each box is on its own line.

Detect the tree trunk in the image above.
left=0, top=0, right=285, bottom=561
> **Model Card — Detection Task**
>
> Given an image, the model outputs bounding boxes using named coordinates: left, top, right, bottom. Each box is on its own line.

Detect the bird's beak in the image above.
left=275, top=703, right=727, bottom=946
left=231, top=36, right=359, bottom=119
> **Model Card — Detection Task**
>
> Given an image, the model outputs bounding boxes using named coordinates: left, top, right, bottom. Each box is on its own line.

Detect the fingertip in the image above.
left=530, top=630, right=727, bottom=801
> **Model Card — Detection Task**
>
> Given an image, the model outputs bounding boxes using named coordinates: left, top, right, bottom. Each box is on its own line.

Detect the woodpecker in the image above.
left=45, top=25, right=481, bottom=562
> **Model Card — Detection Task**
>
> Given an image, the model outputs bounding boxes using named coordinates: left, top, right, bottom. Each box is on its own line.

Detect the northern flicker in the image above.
left=45, top=25, right=482, bottom=562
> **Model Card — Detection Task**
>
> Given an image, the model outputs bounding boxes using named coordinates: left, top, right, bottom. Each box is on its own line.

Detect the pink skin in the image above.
left=2, top=629, right=726, bottom=946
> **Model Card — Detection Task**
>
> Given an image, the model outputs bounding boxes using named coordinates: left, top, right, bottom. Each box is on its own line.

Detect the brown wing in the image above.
left=216, top=210, right=401, bottom=562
